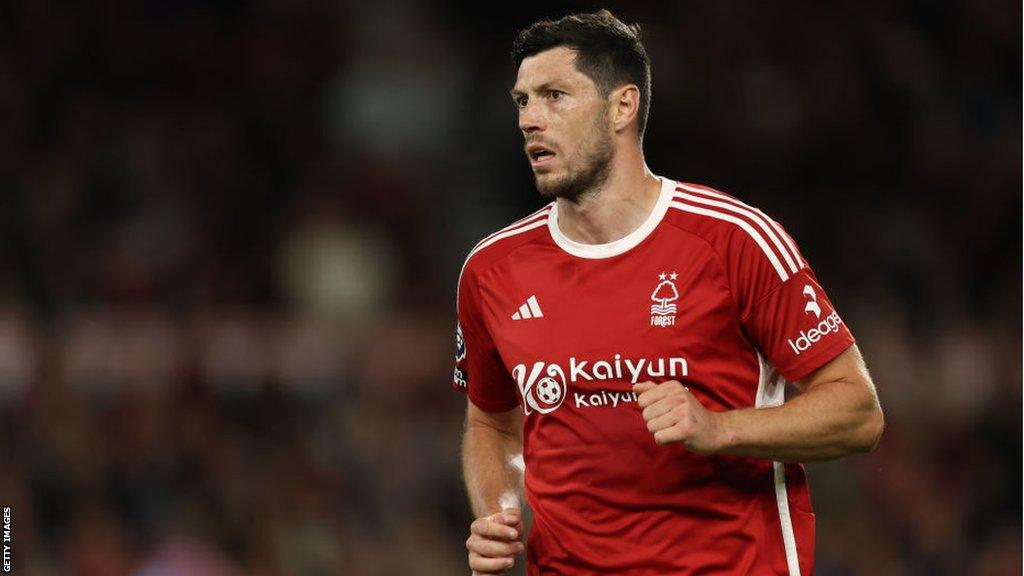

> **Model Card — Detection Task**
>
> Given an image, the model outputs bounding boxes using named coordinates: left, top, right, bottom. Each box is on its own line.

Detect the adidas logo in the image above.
left=512, top=295, right=544, bottom=320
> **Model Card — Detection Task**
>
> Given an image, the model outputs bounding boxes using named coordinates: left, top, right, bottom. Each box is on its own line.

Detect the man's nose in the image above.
left=518, top=103, right=546, bottom=134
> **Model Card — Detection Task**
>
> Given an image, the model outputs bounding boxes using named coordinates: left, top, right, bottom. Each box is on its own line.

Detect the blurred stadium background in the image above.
left=0, top=1, right=1019, bottom=574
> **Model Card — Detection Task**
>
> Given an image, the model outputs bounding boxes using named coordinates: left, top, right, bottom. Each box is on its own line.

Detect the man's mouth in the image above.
left=527, top=144, right=556, bottom=167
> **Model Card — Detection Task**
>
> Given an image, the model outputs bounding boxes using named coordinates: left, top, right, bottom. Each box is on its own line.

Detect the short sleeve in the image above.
left=726, top=219, right=855, bottom=382
left=453, top=265, right=520, bottom=412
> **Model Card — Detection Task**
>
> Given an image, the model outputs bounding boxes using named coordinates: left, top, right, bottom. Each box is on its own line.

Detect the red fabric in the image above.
left=454, top=180, right=854, bottom=575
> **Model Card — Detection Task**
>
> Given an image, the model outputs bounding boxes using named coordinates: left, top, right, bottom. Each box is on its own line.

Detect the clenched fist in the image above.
left=633, top=380, right=725, bottom=453
left=466, top=507, right=525, bottom=575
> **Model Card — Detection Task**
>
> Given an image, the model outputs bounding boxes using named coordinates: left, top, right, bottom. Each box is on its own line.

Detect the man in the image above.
left=454, top=10, right=883, bottom=575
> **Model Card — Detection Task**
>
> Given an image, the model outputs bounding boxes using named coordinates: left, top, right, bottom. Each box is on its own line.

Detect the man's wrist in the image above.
left=705, top=409, right=741, bottom=455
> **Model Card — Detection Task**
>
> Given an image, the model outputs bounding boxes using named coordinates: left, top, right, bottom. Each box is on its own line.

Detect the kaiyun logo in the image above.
left=512, top=354, right=690, bottom=415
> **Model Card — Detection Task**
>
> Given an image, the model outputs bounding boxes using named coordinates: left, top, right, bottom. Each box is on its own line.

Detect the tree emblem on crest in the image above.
left=650, top=272, right=679, bottom=317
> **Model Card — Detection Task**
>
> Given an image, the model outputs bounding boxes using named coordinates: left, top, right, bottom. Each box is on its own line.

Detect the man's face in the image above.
left=511, top=46, right=613, bottom=201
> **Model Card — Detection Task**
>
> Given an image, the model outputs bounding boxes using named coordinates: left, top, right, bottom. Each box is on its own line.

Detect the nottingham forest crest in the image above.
left=650, top=272, right=679, bottom=327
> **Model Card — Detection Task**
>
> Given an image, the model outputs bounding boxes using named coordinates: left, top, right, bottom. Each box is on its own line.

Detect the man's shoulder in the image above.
left=459, top=203, right=554, bottom=282
left=662, top=180, right=805, bottom=281
left=663, top=181, right=764, bottom=235
left=662, top=181, right=784, bottom=245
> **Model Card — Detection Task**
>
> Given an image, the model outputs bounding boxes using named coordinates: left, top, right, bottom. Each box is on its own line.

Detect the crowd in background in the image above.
left=0, top=1, right=1019, bottom=574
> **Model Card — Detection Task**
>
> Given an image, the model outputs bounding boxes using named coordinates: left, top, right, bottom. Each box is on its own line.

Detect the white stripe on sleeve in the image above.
left=669, top=201, right=790, bottom=281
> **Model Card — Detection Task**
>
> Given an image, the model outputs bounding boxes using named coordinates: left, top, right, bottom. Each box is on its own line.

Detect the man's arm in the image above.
left=462, top=400, right=526, bottom=575
left=634, top=344, right=884, bottom=462
left=462, top=401, right=524, bottom=516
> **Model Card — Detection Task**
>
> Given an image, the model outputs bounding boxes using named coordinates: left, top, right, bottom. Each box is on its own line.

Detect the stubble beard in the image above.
left=534, top=121, right=614, bottom=203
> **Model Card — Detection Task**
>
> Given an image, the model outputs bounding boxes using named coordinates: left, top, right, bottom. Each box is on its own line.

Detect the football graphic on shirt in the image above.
left=535, top=377, right=563, bottom=406
left=513, top=362, right=569, bottom=414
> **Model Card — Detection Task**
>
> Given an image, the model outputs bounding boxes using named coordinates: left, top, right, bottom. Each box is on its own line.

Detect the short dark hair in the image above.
left=511, top=10, right=652, bottom=140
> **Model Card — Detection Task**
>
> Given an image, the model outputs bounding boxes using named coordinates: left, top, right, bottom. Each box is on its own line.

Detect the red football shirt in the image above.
left=454, top=176, right=855, bottom=575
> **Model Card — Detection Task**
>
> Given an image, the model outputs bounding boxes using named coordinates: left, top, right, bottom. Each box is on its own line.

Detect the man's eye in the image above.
left=514, top=97, right=527, bottom=108
left=548, top=90, right=564, bottom=100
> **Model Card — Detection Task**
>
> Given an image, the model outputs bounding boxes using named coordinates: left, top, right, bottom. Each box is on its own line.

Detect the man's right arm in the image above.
left=462, top=400, right=526, bottom=574
left=463, top=400, right=524, bottom=516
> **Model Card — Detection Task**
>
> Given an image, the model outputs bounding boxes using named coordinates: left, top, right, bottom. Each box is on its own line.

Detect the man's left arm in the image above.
left=634, top=343, right=884, bottom=462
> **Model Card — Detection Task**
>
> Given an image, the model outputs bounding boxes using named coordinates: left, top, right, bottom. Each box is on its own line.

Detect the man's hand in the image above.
left=634, top=380, right=724, bottom=453
left=466, top=507, right=525, bottom=575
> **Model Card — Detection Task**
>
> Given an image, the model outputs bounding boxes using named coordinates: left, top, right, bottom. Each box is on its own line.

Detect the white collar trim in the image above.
left=547, top=176, right=675, bottom=259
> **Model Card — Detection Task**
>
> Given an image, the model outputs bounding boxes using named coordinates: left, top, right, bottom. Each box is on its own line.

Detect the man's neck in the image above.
left=555, top=159, right=662, bottom=245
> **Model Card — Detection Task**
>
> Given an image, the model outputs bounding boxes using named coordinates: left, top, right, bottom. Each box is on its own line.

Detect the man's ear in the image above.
left=610, top=84, right=640, bottom=133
